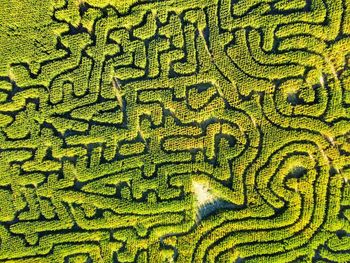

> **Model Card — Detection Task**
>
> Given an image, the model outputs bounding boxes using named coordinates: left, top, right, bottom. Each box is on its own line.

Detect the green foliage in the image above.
left=0, top=0, right=350, bottom=262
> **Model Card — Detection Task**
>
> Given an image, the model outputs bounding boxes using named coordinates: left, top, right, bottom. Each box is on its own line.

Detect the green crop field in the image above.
left=0, top=0, right=350, bottom=262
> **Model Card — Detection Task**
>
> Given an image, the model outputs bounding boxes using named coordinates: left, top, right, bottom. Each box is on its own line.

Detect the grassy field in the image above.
left=0, top=0, right=350, bottom=262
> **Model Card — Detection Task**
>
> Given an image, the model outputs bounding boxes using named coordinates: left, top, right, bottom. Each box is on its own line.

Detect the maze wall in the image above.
left=0, top=0, right=350, bottom=262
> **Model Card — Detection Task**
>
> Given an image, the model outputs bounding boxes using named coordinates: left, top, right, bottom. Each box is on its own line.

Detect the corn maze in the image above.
left=0, top=0, right=350, bottom=262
